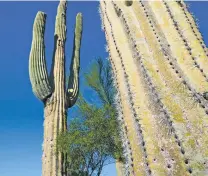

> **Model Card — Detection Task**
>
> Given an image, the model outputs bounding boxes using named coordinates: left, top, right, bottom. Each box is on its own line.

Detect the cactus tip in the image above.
left=77, top=12, right=82, bottom=18
left=76, top=12, right=83, bottom=26
left=37, top=11, right=47, bottom=17
left=35, top=11, right=47, bottom=23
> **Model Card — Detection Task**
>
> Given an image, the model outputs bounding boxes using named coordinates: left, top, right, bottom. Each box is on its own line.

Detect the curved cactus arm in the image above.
left=66, top=13, right=83, bottom=108
left=29, top=11, right=52, bottom=101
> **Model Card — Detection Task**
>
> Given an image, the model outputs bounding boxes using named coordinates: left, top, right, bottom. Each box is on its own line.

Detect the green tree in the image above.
left=57, top=58, right=123, bottom=176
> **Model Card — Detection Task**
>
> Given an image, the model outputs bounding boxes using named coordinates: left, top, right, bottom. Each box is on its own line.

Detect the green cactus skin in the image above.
left=29, top=12, right=52, bottom=101
left=100, top=1, right=208, bottom=176
left=67, top=13, right=82, bottom=108
left=29, top=0, right=83, bottom=175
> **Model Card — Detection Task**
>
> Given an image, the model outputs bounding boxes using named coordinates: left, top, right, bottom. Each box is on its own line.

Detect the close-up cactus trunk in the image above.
left=100, top=1, right=208, bottom=176
left=29, top=0, right=82, bottom=176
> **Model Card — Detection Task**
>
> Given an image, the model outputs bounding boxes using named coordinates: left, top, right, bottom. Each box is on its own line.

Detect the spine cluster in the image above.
left=100, top=1, right=208, bottom=176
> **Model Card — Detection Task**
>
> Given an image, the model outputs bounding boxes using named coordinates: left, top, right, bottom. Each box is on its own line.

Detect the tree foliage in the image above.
left=57, top=58, right=123, bottom=176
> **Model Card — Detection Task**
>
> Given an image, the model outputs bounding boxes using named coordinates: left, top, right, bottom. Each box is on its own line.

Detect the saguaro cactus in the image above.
left=29, top=0, right=82, bottom=175
left=100, top=1, right=208, bottom=176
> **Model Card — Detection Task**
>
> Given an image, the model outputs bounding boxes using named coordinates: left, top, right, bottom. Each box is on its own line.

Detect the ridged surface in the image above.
left=29, top=12, right=52, bottom=101
left=100, top=0, right=208, bottom=175
left=67, top=13, right=82, bottom=108
left=29, top=0, right=82, bottom=175
left=43, top=0, right=67, bottom=175
left=55, top=0, right=67, bottom=41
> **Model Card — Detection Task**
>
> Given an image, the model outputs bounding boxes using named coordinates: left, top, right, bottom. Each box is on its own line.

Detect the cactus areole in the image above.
left=100, top=0, right=208, bottom=176
left=29, top=0, right=82, bottom=175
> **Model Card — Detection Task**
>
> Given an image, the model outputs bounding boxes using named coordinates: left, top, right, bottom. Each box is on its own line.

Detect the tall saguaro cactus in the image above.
left=29, top=0, right=82, bottom=175
left=100, top=1, right=208, bottom=176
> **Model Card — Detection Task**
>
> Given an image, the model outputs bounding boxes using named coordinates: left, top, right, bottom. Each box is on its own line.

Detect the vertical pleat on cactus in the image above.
left=29, top=0, right=83, bottom=176
left=29, top=12, right=52, bottom=101
left=100, top=1, right=208, bottom=176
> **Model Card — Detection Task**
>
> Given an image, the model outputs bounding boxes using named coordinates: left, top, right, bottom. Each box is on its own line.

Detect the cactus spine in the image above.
left=29, top=0, right=82, bottom=175
left=100, top=1, right=208, bottom=176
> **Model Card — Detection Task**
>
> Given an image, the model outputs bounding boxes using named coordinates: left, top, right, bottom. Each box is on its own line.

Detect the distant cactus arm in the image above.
left=66, top=13, right=83, bottom=108
left=29, top=12, right=52, bottom=101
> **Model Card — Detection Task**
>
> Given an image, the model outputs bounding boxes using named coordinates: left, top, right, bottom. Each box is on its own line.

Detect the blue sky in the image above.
left=0, top=1, right=208, bottom=176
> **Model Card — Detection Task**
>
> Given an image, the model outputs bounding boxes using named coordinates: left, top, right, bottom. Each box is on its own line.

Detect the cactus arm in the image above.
left=29, top=11, right=52, bottom=101
left=66, top=13, right=83, bottom=108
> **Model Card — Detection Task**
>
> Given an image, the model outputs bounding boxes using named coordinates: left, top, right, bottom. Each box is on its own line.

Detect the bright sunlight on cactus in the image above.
left=29, top=0, right=82, bottom=175
left=100, top=1, right=208, bottom=176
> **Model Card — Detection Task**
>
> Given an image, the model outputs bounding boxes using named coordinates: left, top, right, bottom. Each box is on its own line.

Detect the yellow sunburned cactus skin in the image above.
left=100, top=0, right=208, bottom=175
left=28, top=0, right=83, bottom=175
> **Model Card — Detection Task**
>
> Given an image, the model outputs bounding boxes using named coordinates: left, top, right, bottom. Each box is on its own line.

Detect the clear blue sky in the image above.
left=0, top=1, right=208, bottom=176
